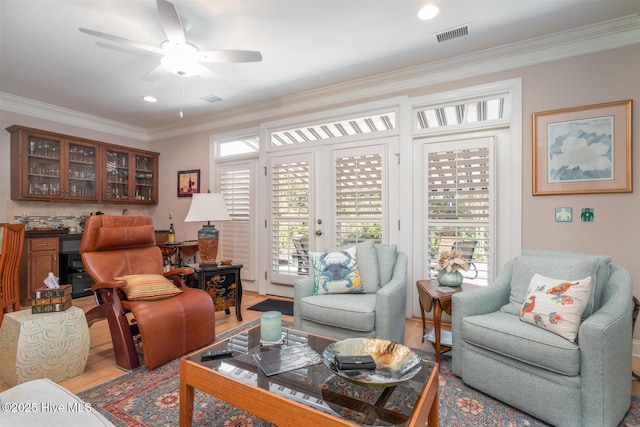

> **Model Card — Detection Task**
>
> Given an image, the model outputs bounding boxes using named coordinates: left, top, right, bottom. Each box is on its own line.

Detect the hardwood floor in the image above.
left=2, top=292, right=639, bottom=398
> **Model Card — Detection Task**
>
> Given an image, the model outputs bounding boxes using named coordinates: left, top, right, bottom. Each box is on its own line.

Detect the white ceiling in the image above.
left=1, top=0, right=638, bottom=132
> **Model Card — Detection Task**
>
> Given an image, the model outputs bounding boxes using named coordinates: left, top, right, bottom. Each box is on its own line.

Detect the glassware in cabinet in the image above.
left=66, top=141, right=98, bottom=199
left=134, top=154, right=155, bottom=201
left=27, top=135, right=62, bottom=197
left=104, top=148, right=130, bottom=201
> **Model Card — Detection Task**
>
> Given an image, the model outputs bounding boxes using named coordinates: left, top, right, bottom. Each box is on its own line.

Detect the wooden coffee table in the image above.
left=180, top=325, right=439, bottom=427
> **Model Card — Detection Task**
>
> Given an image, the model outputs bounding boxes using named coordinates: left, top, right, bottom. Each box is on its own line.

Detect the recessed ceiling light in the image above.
left=142, top=95, right=157, bottom=103
left=418, top=4, right=440, bottom=20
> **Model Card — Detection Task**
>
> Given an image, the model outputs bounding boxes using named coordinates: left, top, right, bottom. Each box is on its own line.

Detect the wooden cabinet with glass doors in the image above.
left=8, top=125, right=100, bottom=202
left=103, top=145, right=158, bottom=204
left=7, top=125, right=158, bottom=205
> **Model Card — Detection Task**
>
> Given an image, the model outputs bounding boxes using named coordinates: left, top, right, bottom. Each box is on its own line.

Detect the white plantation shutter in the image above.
left=426, top=138, right=493, bottom=284
left=334, top=149, right=384, bottom=245
left=270, top=157, right=310, bottom=276
left=218, top=163, right=254, bottom=280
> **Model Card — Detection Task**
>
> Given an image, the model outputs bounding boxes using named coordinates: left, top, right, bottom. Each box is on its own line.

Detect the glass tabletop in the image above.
left=187, top=325, right=436, bottom=426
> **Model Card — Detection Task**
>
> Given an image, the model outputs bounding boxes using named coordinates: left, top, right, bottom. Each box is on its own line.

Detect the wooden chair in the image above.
left=178, top=240, right=199, bottom=265
left=0, top=223, right=26, bottom=325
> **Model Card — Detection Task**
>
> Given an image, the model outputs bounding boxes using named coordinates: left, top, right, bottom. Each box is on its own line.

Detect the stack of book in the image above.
left=31, top=285, right=72, bottom=314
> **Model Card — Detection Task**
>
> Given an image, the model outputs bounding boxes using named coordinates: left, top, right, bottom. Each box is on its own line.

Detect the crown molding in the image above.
left=2, top=15, right=638, bottom=142
left=148, top=14, right=639, bottom=140
left=0, top=92, right=149, bottom=141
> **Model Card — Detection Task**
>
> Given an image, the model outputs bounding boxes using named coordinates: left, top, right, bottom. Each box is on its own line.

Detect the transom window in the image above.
left=271, top=112, right=396, bottom=146
left=217, top=136, right=259, bottom=158
left=416, top=97, right=504, bottom=129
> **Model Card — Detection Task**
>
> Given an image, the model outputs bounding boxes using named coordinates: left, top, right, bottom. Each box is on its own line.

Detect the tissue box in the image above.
left=31, top=285, right=72, bottom=313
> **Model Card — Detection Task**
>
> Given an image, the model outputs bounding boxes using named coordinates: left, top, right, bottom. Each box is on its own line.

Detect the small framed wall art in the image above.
left=532, top=100, right=632, bottom=195
left=177, top=169, right=200, bottom=197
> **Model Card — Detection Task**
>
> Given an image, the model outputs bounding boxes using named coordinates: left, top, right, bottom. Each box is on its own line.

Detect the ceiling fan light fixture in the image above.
left=160, top=55, right=200, bottom=76
left=160, top=41, right=200, bottom=76
left=418, top=3, right=440, bottom=21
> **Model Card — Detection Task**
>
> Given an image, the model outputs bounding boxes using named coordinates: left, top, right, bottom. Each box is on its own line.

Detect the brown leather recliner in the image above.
left=80, top=215, right=215, bottom=370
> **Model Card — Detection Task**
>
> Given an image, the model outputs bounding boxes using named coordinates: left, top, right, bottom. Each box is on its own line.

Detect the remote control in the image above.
left=201, top=348, right=234, bottom=361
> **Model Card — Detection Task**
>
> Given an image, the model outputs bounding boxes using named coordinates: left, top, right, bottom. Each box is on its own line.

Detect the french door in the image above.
left=265, top=138, right=397, bottom=297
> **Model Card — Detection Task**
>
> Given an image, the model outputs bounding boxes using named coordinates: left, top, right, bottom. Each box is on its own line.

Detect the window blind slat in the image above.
left=270, top=159, right=310, bottom=274
left=335, top=152, right=384, bottom=245
left=219, top=162, right=255, bottom=281
left=426, top=145, right=491, bottom=285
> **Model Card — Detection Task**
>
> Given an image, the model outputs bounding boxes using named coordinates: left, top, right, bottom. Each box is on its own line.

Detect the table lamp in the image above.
left=184, top=193, right=231, bottom=266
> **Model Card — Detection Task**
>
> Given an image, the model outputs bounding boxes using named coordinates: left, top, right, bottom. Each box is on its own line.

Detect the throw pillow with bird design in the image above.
left=520, top=273, right=592, bottom=342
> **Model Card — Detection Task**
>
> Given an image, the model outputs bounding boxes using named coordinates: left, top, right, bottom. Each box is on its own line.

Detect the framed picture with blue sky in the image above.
left=532, top=99, right=632, bottom=195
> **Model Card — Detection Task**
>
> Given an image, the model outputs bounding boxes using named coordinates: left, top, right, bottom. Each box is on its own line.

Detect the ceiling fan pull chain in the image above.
left=179, top=72, right=184, bottom=118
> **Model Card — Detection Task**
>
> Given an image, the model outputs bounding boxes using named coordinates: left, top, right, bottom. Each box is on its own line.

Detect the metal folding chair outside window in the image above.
left=292, top=235, right=309, bottom=275
left=431, top=237, right=478, bottom=279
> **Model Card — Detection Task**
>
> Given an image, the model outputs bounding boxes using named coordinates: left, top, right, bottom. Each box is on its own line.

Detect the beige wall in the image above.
left=150, top=45, right=640, bottom=329
left=2, top=44, right=638, bottom=318
left=520, top=47, right=639, bottom=276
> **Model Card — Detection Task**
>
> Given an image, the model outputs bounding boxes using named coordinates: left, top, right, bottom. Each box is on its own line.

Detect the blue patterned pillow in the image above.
left=310, top=246, right=363, bottom=295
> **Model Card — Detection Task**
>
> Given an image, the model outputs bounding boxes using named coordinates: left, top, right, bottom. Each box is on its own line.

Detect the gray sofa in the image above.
left=294, top=241, right=407, bottom=344
left=452, top=250, right=633, bottom=427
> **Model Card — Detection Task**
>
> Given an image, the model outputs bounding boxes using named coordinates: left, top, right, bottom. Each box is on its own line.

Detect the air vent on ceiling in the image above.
left=435, top=23, right=471, bottom=43
left=201, top=94, right=223, bottom=103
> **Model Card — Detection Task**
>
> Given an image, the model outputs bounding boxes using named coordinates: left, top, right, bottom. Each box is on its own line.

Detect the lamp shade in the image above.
left=184, top=193, right=231, bottom=266
left=185, top=193, right=231, bottom=223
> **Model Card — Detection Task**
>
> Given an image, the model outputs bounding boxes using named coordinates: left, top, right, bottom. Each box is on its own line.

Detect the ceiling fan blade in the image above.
left=191, top=64, right=234, bottom=92
left=191, top=62, right=218, bottom=79
left=79, top=28, right=164, bottom=55
left=196, top=50, right=263, bottom=63
left=141, top=65, right=170, bottom=81
left=156, top=0, right=186, bottom=45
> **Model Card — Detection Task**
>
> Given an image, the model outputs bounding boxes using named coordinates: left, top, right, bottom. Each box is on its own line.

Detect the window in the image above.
left=425, top=139, right=493, bottom=285
left=271, top=111, right=396, bottom=146
left=334, top=151, right=384, bottom=245
left=217, top=136, right=259, bottom=158
left=269, top=157, right=310, bottom=277
left=416, top=96, right=505, bottom=129
left=218, top=162, right=255, bottom=280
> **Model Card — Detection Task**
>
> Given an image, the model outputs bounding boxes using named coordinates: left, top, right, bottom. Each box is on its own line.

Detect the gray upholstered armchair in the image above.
left=294, top=241, right=408, bottom=344
left=452, top=250, right=633, bottom=427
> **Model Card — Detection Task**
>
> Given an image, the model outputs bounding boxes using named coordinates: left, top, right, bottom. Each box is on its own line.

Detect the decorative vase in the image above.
left=437, top=269, right=463, bottom=287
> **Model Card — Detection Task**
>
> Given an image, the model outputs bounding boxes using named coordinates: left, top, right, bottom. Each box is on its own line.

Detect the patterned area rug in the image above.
left=79, top=321, right=640, bottom=426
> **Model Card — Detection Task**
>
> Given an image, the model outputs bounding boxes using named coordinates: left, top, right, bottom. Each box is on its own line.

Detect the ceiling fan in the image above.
left=79, top=0, right=262, bottom=81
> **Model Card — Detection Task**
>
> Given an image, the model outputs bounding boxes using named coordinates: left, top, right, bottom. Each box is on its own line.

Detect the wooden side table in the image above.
left=416, top=279, right=481, bottom=362
left=193, top=264, right=243, bottom=321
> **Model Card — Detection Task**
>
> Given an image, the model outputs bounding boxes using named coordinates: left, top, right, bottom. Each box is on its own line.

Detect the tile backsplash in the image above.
left=8, top=201, right=152, bottom=230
